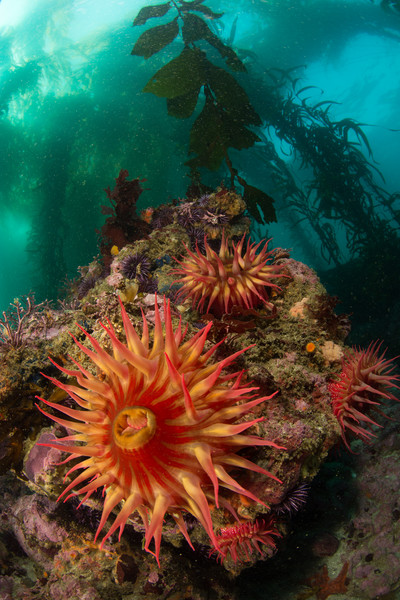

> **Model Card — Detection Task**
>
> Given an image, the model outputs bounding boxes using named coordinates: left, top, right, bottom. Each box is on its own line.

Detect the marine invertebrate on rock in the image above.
left=176, top=201, right=205, bottom=227
left=138, top=276, right=158, bottom=294
left=198, top=193, right=211, bottom=205
left=210, top=517, right=281, bottom=563
left=140, top=207, right=154, bottom=224
left=186, top=224, right=206, bottom=252
left=273, top=482, right=309, bottom=516
left=36, top=297, right=283, bottom=564
left=119, top=253, right=151, bottom=283
left=305, top=342, right=316, bottom=354
left=173, top=232, right=288, bottom=317
left=201, top=209, right=230, bottom=228
left=78, top=274, right=99, bottom=299
left=200, top=209, right=231, bottom=239
left=152, top=205, right=174, bottom=229
left=329, top=341, right=400, bottom=450
left=301, top=562, right=349, bottom=600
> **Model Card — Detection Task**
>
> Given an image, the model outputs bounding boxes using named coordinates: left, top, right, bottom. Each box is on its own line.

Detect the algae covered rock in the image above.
left=0, top=186, right=395, bottom=597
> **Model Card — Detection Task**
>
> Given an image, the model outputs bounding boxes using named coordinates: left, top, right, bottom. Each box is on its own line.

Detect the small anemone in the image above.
left=329, top=341, right=400, bottom=450
left=120, top=253, right=151, bottom=283
left=173, top=233, right=288, bottom=317
left=210, top=517, right=281, bottom=563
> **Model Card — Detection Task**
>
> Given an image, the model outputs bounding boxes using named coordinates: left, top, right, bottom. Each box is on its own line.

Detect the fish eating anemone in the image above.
left=35, top=296, right=283, bottom=564
left=329, top=340, right=400, bottom=450
left=172, top=232, right=289, bottom=317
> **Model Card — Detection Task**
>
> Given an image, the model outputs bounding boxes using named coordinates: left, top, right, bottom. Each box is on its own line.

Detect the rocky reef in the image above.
left=0, top=178, right=398, bottom=599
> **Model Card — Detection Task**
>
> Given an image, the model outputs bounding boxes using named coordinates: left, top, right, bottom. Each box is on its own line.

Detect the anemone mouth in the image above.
left=113, top=406, right=157, bottom=450
left=37, top=296, right=283, bottom=562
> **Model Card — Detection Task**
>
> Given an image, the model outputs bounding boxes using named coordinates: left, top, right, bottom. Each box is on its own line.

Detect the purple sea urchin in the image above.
left=186, top=225, right=206, bottom=252
left=120, top=253, right=151, bottom=283
left=273, top=482, right=309, bottom=516
left=177, top=202, right=205, bottom=227
left=152, top=205, right=174, bottom=229
left=78, top=275, right=99, bottom=299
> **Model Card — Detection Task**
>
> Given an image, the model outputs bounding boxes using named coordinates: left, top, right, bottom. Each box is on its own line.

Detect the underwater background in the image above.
left=1, top=0, right=400, bottom=349
left=1, top=1, right=400, bottom=599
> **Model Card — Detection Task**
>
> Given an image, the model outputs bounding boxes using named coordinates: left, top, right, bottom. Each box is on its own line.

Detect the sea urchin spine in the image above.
left=119, top=252, right=151, bottom=283
left=36, top=297, right=283, bottom=564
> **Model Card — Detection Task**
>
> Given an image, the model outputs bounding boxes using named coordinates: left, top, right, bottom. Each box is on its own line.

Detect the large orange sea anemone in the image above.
left=36, top=297, right=282, bottom=564
left=173, top=233, right=288, bottom=317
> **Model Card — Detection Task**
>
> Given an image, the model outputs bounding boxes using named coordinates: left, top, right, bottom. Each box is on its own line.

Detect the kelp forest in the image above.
left=1, top=0, right=400, bottom=349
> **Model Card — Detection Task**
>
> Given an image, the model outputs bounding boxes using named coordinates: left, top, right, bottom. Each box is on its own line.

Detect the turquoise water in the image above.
left=1, top=3, right=400, bottom=597
left=1, top=0, right=400, bottom=329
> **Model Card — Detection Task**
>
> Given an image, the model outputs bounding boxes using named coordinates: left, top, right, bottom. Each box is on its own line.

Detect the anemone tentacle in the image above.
left=329, top=340, right=400, bottom=450
left=210, top=517, right=281, bottom=563
left=173, top=232, right=288, bottom=316
left=36, top=296, right=283, bottom=564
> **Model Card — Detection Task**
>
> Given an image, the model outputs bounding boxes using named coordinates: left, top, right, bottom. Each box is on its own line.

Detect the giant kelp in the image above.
left=131, top=1, right=400, bottom=267
left=249, top=69, right=400, bottom=265
left=379, top=0, right=400, bottom=13
left=131, top=0, right=277, bottom=224
left=1, top=0, right=400, bottom=333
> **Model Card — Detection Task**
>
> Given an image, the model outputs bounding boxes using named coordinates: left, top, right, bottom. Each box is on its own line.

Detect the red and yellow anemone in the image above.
left=36, top=297, right=282, bottom=564
left=173, top=233, right=287, bottom=316
left=329, top=341, right=400, bottom=450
